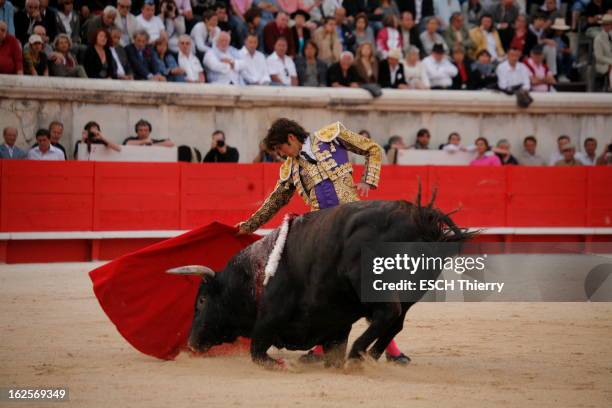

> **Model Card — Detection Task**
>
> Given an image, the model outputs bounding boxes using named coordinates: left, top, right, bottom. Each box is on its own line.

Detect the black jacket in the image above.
left=125, top=44, right=157, bottom=80
left=83, top=46, right=117, bottom=79
left=203, top=147, right=240, bottom=163
left=378, top=59, right=407, bottom=88
left=396, top=0, right=434, bottom=21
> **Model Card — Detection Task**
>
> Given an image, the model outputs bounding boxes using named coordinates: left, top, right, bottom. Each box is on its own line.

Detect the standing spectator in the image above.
left=353, top=12, right=375, bottom=52
left=492, top=138, right=518, bottom=165
left=470, top=136, right=502, bottom=166
left=576, top=138, right=598, bottom=165
left=38, top=0, right=57, bottom=42
left=489, top=0, right=518, bottom=48
left=15, top=0, right=43, bottom=45
left=528, top=12, right=558, bottom=77
left=594, top=14, right=612, bottom=91
left=444, top=12, right=473, bottom=56
left=398, top=0, right=434, bottom=26
left=313, top=16, right=342, bottom=63
left=153, top=35, right=184, bottom=81
left=239, top=33, right=270, bottom=84
left=23, top=34, right=49, bottom=75
left=50, top=33, right=86, bottom=77
left=290, top=9, right=311, bottom=57
left=136, top=0, right=165, bottom=43
left=555, top=144, right=582, bottom=166
left=450, top=45, right=471, bottom=89
left=517, top=135, right=546, bottom=165
left=266, top=36, right=298, bottom=85
left=203, top=31, right=243, bottom=85
left=439, top=131, right=473, bottom=152
left=73, top=121, right=122, bottom=158
left=85, top=6, right=117, bottom=45
left=468, top=49, right=496, bottom=89
left=159, top=0, right=186, bottom=53
left=229, top=0, right=253, bottom=48
left=385, top=134, right=407, bottom=164
left=123, top=119, right=175, bottom=146
left=126, top=30, right=165, bottom=80
left=468, top=13, right=505, bottom=61
left=55, top=0, right=81, bottom=48
left=0, top=0, right=15, bottom=36
left=548, top=134, right=570, bottom=165
left=263, top=11, right=293, bottom=55
left=378, top=47, right=408, bottom=88
left=462, top=0, right=484, bottom=28
left=524, top=45, right=556, bottom=92
left=203, top=130, right=240, bottom=162
left=398, top=11, right=422, bottom=57
left=422, top=43, right=457, bottom=89
left=27, top=128, right=65, bottom=161
left=177, top=34, right=205, bottom=82
left=377, top=15, right=402, bottom=58
left=109, top=26, right=133, bottom=80
left=327, top=50, right=361, bottom=86
left=0, top=127, right=27, bottom=159
left=32, top=120, right=67, bottom=158
left=419, top=17, right=447, bottom=56
left=83, top=28, right=116, bottom=79
left=496, top=47, right=530, bottom=92
left=333, top=7, right=354, bottom=51
left=353, top=41, right=378, bottom=83
left=507, top=14, right=538, bottom=58
left=433, top=0, right=461, bottom=30
left=550, top=18, right=573, bottom=82
left=0, top=21, right=23, bottom=74
left=191, top=10, right=221, bottom=57
left=404, top=45, right=430, bottom=88
left=309, top=0, right=341, bottom=25
left=115, top=0, right=138, bottom=47
left=410, top=128, right=431, bottom=149
left=295, top=39, right=327, bottom=86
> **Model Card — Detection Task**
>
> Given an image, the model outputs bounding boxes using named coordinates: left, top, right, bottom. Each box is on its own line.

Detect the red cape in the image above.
left=89, top=222, right=261, bottom=360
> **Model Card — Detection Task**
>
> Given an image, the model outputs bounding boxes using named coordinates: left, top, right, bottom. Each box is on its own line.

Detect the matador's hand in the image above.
left=357, top=182, right=370, bottom=198
left=234, top=222, right=249, bottom=235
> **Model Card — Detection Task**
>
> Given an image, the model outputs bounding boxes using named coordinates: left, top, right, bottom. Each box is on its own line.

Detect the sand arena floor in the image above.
left=1, top=262, right=611, bottom=408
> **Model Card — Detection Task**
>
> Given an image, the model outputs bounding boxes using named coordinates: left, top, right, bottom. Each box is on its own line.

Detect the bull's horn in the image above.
left=166, top=265, right=215, bottom=277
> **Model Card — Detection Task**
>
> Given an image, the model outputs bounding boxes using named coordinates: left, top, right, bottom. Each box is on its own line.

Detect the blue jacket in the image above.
left=0, top=144, right=27, bottom=159
left=0, top=1, right=15, bottom=36
left=152, top=50, right=185, bottom=82
left=125, top=44, right=156, bottom=80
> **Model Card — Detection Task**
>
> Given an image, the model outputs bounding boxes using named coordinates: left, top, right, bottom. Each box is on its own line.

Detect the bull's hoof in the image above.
left=343, top=358, right=364, bottom=372
left=253, top=356, right=287, bottom=370
left=385, top=352, right=411, bottom=366
left=298, top=350, right=324, bottom=364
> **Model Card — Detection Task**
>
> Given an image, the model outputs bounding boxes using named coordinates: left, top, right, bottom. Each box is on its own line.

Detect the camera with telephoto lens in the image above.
left=216, top=140, right=225, bottom=148
left=87, top=131, right=96, bottom=142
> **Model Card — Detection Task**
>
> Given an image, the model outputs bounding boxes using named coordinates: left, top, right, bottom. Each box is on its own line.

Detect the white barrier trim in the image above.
left=0, top=227, right=611, bottom=240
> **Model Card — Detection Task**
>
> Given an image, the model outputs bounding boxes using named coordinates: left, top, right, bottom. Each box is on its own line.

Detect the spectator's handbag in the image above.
left=360, top=83, right=383, bottom=98
left=515, top=89, right=533, bottom=108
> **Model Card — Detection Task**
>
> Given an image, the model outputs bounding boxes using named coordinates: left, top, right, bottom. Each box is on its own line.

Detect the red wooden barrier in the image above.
left=586, top=167, right=612, bottom=227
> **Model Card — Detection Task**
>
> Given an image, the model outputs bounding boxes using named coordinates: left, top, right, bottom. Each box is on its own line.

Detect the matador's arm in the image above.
left=335, top=123, right=383, bottom=187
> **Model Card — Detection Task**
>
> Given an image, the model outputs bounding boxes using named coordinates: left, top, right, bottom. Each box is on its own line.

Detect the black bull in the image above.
left=169, top=199, right=473, bottom=368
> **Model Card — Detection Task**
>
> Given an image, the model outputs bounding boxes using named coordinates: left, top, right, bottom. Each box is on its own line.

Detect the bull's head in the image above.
left=167, top=265, right=240, bottom=353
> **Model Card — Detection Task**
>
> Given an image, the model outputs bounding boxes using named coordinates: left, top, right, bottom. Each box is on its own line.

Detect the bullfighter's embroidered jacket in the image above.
left=240, top=122, right=383, bottom=234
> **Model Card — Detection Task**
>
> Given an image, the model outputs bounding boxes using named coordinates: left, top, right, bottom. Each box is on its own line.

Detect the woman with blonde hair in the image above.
left=403, top=45, right=430, bottom=89
left=353, top=42, right=379, bottom=83
left=50, top=33, right=87, bottom=77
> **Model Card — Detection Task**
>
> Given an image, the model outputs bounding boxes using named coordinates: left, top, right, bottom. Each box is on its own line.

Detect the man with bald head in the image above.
left=203, top=31, right=243, bottom=84
left=0, top=127, right=27, bottom=159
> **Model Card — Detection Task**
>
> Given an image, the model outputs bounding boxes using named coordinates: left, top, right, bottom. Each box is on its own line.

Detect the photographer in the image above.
left=160, top=0, right=186, bottom=54
left=73, top=121, right=122, bottom=159
left=203, top=130, right=239, bottom=162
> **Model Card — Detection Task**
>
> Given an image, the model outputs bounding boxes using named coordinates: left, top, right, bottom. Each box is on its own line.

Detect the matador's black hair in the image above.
left=264, top=118, right=309, bottom=150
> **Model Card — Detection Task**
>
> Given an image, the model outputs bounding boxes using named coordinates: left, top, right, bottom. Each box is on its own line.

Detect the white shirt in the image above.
left=433, top=0, right=461, bottom=29
left=239, top=47, right=271, bottom=85
left=203, top=46, right=242, bottom=85
left=191, top=22, right=220, bottom=54
left=415, top=0, right=423, bottom=23
left=484, top=30, right=498, bottom=60
left=110, top=47, right=126, bottom=77
left=404, top=62, right=431, bottom=88
left=496, top=60, right=531, bottom=91
left=525, top=57, right=550, bottom=92
left=58, top=11, right=73, bottom=36
left=422, top=55, right=458, bottom=88
left=178, top=51, right=204, bottom=82
left=136, top=14, right=165, bottom=42
left=266, top=52, right=297, bottom=86
left=27, top=145, right=65, bottom=161
left=575, top=151, right=596, bottom=166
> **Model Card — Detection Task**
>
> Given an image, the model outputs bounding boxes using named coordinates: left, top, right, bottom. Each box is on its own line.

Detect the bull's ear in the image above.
left=166, top=265, right=215, bottom=279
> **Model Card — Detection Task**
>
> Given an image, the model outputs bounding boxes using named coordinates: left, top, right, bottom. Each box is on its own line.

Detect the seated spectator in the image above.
left=468, top=49, right=496, bottom=89
left=378, top=47, right=408, bottom=88
left=423, top=43, right=458, bottom=89
left=55, top=0, right=82, bottom=50
left=114, top=0, right=138, bottom=47
left=309, top=0, right=341, bottom=25
left=419, top=17, right=448, bottom=56
left=462, top=0, right=484, bottom=28
left=15, top=0, right=43, bottom=45
left=136, top=0, right=165, bottom=43
left=585, top=0, right=612, bottom=30
left=50, top=33, right=86, bottom=77
left=549, top=19, right=573, bottom=82
left=295, top=40, right=327, bottom=86
left=203, top=130, right=239, bottom=162
left=73, top=121, right=121, bottom=158
left=507, top=14, right=537, bottom=58
left=353, top=13, right=375, bottom=53
left=450, top=45, right=471, bottom=89
left=83, top=29, right=116, bottom=79
left=353, top=42, right=378, bottom=84
left=33, top=121, right=67, bottom=159
left=439, top=131, right=473, bottom=152
left=177, top=145, right=202, bottom=162
left=576, top=137, right=598, bottom=165
left=496, top=47, right=530, bottom=92
left=290, top=10, right=311, bottom=57
left=333, top=7, right=354, bottom=52
left=0, top=0, right=15, bottom=37
left=378, top=0, right=400, bottom=20
left=327, top=50, right=361, bottom=87
left=153, top=36, right=185, bottom=82
left=596, top=144, right=612, bottom=166
left=433, top=0, right=460, bottom=30
left=191, top=10, right=221, bottom=56
left=244, top=7, right=264, bottom=52
left=524, top=45, right=556, bottom=92
left=444, top=12, right=473, bottom=57
left=253, top=140, right=282, bottom=162
left=469, top=14, right=505, bottom=62
left=555, top=144, right=582, bottom=166
left=126, top=30, right=165, bottom=81
left=410, top=128, right=431, bottom=149
left=177, top=34, right=205, bottom=82
left=203, top=31, right=242, bottom=85
left=492, top=139, right=518, bottom=165
left=109, top=26, right=134, bottom=80
left=0, top=127, right=27, bottom=159
left=160, top=0, right=186, bottom=53
left=263, top=11, right=293, bottom=55
left=84, top=5, right=117, bottom=45
left=0, top=21, right=23, bottom=75
left=528, top=13, right=558, bottom=77
left=404, top=45, right=430, bottom=89
left=313, top=17, right=342, bottom=64
left=517, top=135, right=546, bottom=165
left=377, top=15, right=402, bottom=59
left=489, top=0, right=518, bottom=49
left=24, top=24, right=64, bottom=68
left=594, top=14, right=612, bottom=92
left=227, top=0, right=251, bottom=49
left=213, top=4, right=233, bottom=38
left=385, top=135, right=407, bottom=164
left=540, top=0, right=564, bottom=22
left=23, top=34, right=48, bottom=75
left=266, top=36, right=298, bottom=86
left=398, top=11, right=423, bottom=57
left=251, top=0, right=278, bottom=26
left=548, top=134, right=571, bottom=165
left=470, top=136, right=502, bottom=166
left=28, top=128, right=65, bottom=160
left=123, top=119, right=175, bottom=146
left=239, top=33, right=270, bottom=84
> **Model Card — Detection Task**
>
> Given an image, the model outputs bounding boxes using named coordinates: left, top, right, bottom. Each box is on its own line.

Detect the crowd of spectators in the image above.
left=1, top=0, right=610, bottom=91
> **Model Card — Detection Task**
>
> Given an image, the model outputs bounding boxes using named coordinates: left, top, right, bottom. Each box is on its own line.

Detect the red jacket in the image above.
left=0, top=34, right=23, bottom=74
